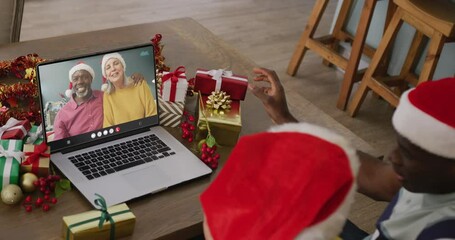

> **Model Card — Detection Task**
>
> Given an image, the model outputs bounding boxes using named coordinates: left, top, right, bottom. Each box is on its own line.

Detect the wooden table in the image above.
left=0, top=18, right=272, bottom=239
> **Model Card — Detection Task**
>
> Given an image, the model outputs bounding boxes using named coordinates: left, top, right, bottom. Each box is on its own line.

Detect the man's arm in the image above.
left=356, top=150, right=402, bottom=202
left=248, top=67, right=298, bottom=124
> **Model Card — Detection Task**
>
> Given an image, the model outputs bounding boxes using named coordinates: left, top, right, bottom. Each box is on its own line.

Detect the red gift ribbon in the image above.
left=161, top=66, right=186, bottom=102
left=23, top=141, right=50, bottom=175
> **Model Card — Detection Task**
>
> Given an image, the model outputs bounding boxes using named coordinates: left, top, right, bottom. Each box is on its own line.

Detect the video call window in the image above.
left=38, top=45, right=158, bottom=148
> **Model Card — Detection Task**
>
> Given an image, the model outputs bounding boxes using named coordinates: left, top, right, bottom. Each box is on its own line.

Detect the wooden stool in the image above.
left=347, top=0, right=455, bottom=117
left=287, top=0, right=383, bottom=110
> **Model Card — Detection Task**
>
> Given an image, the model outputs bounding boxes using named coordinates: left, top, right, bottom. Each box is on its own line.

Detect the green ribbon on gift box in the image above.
left=0, top=140, right=23, bottom=190
left=66, top=194, right=131, bottom=240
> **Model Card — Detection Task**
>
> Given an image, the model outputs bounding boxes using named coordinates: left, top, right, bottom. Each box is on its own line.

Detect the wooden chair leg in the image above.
left=418, top=31, right=445, bottom=84
left=337, top=0, right=377, bottom=110
left=287, top=0, right=330, bottom=76
left=322, top=0, right=353, bottom=67
left=399, top=31, right=426, bottom=80
left=348, top=8, right=403, bottom=117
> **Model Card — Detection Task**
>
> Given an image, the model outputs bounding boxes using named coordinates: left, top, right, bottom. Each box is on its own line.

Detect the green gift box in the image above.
left=0, top=139, right=23, bottom=191
left=25, top=124, right=44, bottom=145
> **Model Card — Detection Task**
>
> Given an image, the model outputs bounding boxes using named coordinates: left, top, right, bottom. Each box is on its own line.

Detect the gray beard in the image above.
left=74, top=88, right=89, bottom=98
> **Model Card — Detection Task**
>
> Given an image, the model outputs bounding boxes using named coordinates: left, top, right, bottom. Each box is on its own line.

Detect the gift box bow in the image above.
left=0, top=143, right=24, bottom=160
left=25, top=124, right=44, bottom=144
left=204, top=69, right=247, bottom=92
left=23, top=141, right=50, bottom=166
left=161, top=66, right=187, bottom=102
left=66, top=194, right=131, bottom=240
left=0, top=117, right=30, bottom=139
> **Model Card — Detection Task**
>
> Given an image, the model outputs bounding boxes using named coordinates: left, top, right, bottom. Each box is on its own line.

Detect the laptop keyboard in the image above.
left=68, top=134, right=175, bottom=180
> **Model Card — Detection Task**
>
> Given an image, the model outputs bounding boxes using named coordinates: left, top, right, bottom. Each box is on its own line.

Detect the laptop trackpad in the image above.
left=122, top=166, right=172, bottom=192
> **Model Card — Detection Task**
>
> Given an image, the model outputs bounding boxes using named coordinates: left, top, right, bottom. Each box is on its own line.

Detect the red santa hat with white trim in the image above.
left=100, top=52, right=126, bottom=92
left=392, top=77, right=455, bottom=159
left=200, top=122, right=360, bottom=240
left=66, top=62, right=95, bottom=98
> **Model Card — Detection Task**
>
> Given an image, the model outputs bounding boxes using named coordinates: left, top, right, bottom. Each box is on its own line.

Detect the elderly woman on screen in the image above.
left=101, top=52, right=157, bottom=127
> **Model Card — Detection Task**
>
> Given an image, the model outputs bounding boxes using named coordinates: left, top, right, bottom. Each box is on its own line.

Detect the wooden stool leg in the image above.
left=347, top=8, right=403, bottom=117
left=322, top=0, right=353, bottom=67
left=418, top=31, right=445, bottom=84
left=287, top=0, right=330, bottom=76
left=336, top=0, right=377, bottom=110
left=397, top=31, right=426, bottom=92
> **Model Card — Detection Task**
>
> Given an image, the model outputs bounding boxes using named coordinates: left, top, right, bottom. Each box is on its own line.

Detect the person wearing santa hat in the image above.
left=201, top=122, right=360, bottom=239
left=101, top=52, right=157, bottom=127
left=53, top=62, right=103, bottom=141
left=248, top=67, right=455, bottom=239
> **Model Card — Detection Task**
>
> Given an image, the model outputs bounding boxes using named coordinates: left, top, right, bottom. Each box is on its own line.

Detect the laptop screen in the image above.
left=37, top=44, right=158, bottom=152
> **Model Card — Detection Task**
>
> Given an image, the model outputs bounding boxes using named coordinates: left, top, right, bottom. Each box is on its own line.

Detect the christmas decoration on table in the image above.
left=150, top=34, right=170, bottom=73
left=0, top=139, right=23, bottom=191
left=0, top=54, right=46, bottom=125
left=21, top=173, right=65, bottom=212
left=21, top=141, right=51, bottom=177
left=180, top=111, right=196, bottom=143
left=20, top=172, right=38, bottom=193
left=1, top=184, right=23, bottom=205
left=197, top=93, right=241, bottom=147
left=205, top=91, right=232, bottom=112
left=63, top=194, right=136, bottom=240
left=0, top=117, right=32, bottom=140
left=194, top=68, right=248, bottom=101
left=161, top=66, right=189, bottom=102
left=196, top=93, right=220, bottom=169
left=158, top=66, right=190, bottom=127
left=25, top=124, right=44, bottom=145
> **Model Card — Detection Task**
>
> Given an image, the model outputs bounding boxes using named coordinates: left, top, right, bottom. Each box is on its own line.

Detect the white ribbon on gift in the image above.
left=0, top=117, right=27, bottom=139
left=0, top=142, right=24, bottom=188
left=25, top=124, right=43, bottom=144
left=198, top=69, right=248, bottom=92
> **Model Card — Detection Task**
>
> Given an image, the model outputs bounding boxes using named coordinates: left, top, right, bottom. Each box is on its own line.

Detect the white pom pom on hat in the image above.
left=100, top=52, right=126, bottom=92
left=392, top=77, right=455, bottom=159
left=66, top=62, right=95, bottom=98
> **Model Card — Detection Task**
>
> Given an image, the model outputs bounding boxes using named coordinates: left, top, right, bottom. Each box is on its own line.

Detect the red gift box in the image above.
left=195, top=69, right=248, bottom=101
left=0, top=118, right=32, bottom=140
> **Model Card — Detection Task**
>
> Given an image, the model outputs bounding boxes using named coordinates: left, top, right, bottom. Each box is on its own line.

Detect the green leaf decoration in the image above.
left=206, top=134, right=217, bottom=148
left=55, top=179, right=72, bottom=198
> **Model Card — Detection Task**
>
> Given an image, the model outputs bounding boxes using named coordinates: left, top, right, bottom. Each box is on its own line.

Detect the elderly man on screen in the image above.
left=52, top=63, right=103, bottom=141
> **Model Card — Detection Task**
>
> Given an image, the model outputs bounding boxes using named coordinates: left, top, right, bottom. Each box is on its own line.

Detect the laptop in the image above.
left=36, top=44, right=212, bottom=207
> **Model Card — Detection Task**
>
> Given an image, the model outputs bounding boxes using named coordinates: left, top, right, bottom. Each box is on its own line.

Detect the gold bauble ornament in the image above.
left=20, top=172, right=39, bottom=193
left=1, top=184, right=23, bottom=205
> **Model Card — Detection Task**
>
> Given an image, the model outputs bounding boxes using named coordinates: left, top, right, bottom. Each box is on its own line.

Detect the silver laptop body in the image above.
left=37, top=44, right=212, bottom=207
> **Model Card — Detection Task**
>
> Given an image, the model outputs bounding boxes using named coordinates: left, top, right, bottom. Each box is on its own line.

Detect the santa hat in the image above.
left=66, top=62, right=95, bottom=98
left=392, top=77, right=455, bottom=159
left=200, top=122, right=360, bottom=240
left=101, top=52, right=126, bottom=91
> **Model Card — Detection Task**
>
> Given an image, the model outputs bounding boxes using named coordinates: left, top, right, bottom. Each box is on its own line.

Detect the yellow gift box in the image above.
left=197, top=95, right=242, bottom=146
left=21, top=142, right=50, bottom=177
left=62, top=202, right=136, bottom=240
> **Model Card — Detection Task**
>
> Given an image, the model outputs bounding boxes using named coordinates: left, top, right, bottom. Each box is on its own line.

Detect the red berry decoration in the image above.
left=25, top=205, right=33, bottom=212
left=42, top=203, right=50, bottom=212
left=180, top=112, right=196, bottom=143
left=35, top=197, right=43, bottom=207
left=24, top=195, right=32, bottom=203
left=199, top=140, right=220, bottom=169
left=22, top=174, right=63, bottom=213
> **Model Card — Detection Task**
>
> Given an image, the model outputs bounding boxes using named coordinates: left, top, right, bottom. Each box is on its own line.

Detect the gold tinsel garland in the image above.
left=0, top=54, right=46, bottom=125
